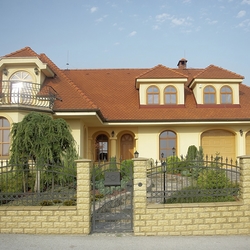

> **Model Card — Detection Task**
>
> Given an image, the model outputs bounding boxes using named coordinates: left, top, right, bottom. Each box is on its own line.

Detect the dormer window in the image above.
left=204, top=86, right=216, bottom=104
left=220, top=86, right=232, bottom=104
left=164, top=86, right=177, bottom=104
left=147, top=86, right=159, bottom=104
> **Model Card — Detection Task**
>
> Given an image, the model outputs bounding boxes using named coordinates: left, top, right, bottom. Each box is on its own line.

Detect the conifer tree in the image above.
left=10, top=112, right=77, bottom=164
left=10, top=112, right=78, bottom=192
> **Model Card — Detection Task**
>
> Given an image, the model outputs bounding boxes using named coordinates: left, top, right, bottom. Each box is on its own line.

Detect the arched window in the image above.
left=147, top=86, right=159, bottom=104
left=96, top=134, right=108, bottom=161
left=204, top=86, right=216, bottom=104
left=159, top=130, right=176, bottom=158
left=220, top=86, right=232, bottom=104
left=0, top=117, right=10, bottom=157
left=164, top=86, right=177, bottom=104
left=10, top=71, right=33, bottom=104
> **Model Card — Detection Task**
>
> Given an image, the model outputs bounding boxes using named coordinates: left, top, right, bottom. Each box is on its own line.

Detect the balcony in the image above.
left=0, top=81, right=58, bottom=111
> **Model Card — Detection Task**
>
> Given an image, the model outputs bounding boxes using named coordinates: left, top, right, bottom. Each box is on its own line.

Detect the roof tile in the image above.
left=194, top=64, right=244, bottom=79
left=137, top=64, right=188, bottom=79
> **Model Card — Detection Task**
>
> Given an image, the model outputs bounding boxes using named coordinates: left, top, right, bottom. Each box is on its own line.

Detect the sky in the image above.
left=0, top=0, right=250, bottom=84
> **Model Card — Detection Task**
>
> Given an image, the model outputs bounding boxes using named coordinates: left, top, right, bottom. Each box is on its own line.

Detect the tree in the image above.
left=10, top=112, right=78, bottom=192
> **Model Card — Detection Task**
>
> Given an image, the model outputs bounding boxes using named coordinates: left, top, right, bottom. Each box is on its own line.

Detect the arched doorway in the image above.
left=120, top=134, right=134, bottom=160
left=95, top=134, right=108, bottom=161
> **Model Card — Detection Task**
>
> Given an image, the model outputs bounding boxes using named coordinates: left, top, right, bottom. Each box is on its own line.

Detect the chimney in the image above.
left=177, top=58, right=187, bottom=69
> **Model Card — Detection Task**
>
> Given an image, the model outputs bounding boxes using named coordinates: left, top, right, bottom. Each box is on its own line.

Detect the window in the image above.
left=147, top=86, right=159, bottom=104
left=96, top=134, right=108, bottom=161
left=164, top=86, right=177, bottom=104
left=10, top=71, right=33, bottom=104
left=220, top=86, right=232, bottom=104
left=204, top=86, right=216, bottom=104
left=159, top=130, right=176, bottom=158
left=0, top=117, right=10, bottom=157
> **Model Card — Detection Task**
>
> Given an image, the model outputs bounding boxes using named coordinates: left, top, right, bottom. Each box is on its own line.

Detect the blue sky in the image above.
left=1, top=0, right=250, bottom=84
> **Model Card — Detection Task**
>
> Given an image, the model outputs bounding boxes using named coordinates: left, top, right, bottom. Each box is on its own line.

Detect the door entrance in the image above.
left=120, top=134, right=134, bottom=160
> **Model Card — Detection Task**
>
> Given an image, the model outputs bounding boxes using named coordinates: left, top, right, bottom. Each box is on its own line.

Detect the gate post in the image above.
left=75, top=159, right=92, bottom=234
left=238, top=156, right=250, bottom=205
left=132, top=157, right=149, bottom=236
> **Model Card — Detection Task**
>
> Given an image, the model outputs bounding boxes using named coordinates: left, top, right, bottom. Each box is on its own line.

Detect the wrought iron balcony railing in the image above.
left=0, top=81, right=58, bottom=110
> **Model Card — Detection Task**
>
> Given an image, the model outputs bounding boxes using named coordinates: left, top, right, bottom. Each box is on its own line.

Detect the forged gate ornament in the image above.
left=104, top=172, right=121, bottom=186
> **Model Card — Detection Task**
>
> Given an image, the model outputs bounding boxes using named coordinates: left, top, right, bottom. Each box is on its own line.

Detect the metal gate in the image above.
left=91, top=159, right=133, bottom=233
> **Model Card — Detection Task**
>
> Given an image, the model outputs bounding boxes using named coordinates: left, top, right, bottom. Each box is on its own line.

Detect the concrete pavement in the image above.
left=1, top=233, right=250, bottom=250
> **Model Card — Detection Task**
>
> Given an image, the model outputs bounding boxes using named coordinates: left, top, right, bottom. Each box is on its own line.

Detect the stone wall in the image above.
left=132, top=156, right=250, bottom=236
left=0, top=159, right=92, bottom=234
left=1, top=157, right=250, bottom=235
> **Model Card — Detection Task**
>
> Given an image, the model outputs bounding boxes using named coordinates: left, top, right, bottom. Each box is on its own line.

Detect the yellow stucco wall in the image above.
left=137, top=125, right=245, bottom=160
left=64, top=119, right=85, bottom=158
left=0, top=111, right=248, bottom=162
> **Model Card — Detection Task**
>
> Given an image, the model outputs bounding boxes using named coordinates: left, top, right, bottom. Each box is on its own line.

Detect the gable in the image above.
left=189, top=65, right=244, bottom=88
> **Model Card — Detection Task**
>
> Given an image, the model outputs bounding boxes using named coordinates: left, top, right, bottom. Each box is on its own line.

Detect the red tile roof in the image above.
left=193, top=64, right=244, bottom=79
left=3, top=47, right=250, bottom=122
left=136, top=64, right=188, bottom=79
left=4, top=46, right=38, bottom=57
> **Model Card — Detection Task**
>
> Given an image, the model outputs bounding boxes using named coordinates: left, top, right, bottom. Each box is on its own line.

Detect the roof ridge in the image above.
left=169, top=67, right=188, bottom=78
left=62, top=67, right=149, bottom=71
left=4, top=46, right=38, bottom=57
left=39, top=54, right=98, bottom=109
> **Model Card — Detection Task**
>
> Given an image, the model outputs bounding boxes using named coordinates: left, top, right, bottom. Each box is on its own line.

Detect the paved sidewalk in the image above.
left=1, top=233, right=250, bottom=250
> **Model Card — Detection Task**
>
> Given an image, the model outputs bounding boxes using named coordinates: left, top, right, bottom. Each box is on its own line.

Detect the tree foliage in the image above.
left=10, top=112, right=78, bottom=165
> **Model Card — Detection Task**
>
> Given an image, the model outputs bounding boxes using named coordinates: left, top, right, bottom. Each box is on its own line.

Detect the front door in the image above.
left=120, top=134, right=134, bottom=160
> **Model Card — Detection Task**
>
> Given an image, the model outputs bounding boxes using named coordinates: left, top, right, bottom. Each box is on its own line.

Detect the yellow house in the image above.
left=0, top=47, right=249, bottom=162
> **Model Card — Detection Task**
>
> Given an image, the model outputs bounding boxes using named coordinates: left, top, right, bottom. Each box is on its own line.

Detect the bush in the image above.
left=186, top=145, right=198, bottom=161
left=165, top=156, right=181, bottom=174
left=40, top=200, right=53, bottom=206
left=63, top=200, right=76, bottom=206
left=166, top=186, right=237, bottom=203
left=120, top=160, right=133, bottom=179
left=197, top=168, right=231, bottom=189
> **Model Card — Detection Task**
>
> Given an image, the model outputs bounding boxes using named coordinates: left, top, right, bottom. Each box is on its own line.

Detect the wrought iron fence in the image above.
left=0, top=81, right=58, bottom=109
left=147, top=155, right=240, bottom=204
left=0, top=159, right=77, bottom=206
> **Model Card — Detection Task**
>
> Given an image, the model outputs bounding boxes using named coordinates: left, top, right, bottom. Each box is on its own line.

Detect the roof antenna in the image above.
left=66, top=50, right=70, bottom=70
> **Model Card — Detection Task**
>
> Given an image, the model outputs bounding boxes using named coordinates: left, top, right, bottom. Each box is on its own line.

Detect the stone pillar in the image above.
left=75, top=159, right=92, bottom=234
left=238, top=156, right=250, bottom=205
left=132, top=157, right=149, bottom=236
